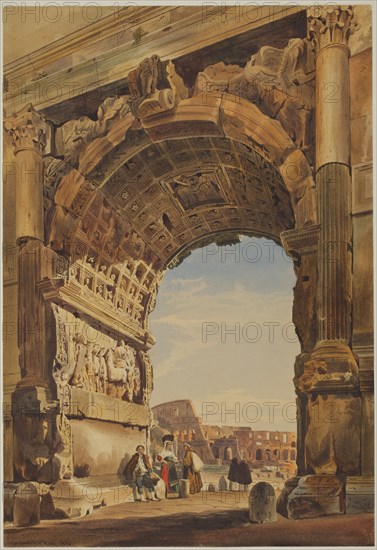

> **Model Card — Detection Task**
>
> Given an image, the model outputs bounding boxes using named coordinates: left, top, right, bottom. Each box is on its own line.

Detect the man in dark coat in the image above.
left=227, top=458, right=239, bottom=490
left=124, top=445, right=161, bottom=502
left=238, top=460, right=252, bottom=490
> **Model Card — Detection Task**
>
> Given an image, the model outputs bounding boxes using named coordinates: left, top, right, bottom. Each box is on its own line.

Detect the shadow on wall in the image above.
left=117, top=453, right=132, bottom=483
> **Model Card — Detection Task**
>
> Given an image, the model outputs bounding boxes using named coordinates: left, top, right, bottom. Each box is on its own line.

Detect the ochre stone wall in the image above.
left=71, top=420, right=147, bottom=477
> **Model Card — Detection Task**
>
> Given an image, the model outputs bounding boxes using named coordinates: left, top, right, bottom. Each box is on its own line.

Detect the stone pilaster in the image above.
left=17, top=240, right=57, bottom=392
left=281, top=224, right=319, bottom=476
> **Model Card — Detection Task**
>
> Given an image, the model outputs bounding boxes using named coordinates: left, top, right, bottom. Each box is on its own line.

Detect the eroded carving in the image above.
left=165, top=168, right=228, bottom=210
left=55, top=96, right=130, bottom=166
left=194, top=38, right=315, bottom=152
left=52, top=304, right=145, bottom=405
left=4, top=103, right=49, bottom=153
left=128, top=56, right=188, bottom=119
left=307, top=5, right=359, bottom=52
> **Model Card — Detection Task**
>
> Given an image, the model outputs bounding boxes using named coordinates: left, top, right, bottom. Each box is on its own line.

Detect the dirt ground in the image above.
left=4, top=491, right=374, bottom=547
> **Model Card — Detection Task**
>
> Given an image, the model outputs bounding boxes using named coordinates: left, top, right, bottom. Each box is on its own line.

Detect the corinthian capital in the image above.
left=4, top=103, right=48, bottom=154
left=307, top=5, right=359, bottom=53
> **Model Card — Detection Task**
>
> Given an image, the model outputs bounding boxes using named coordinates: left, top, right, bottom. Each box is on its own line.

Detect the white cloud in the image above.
left=150, top=278, right=298, bottom=377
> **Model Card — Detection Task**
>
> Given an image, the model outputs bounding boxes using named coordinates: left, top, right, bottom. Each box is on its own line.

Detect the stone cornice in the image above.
left=4, top=5, right=303, bottom=116
left=281, top=224, right=320, bottom=259
left=4, top=6, right=168, bottom=80
left=38, top=278, right=155, bottom=350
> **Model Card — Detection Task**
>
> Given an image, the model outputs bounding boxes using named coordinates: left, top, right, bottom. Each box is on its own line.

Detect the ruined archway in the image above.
left=5, top=4, right=371, bottom=519
left=13, top=84, right=315, bottom=484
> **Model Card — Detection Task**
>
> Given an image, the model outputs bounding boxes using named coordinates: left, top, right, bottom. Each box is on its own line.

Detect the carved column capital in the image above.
left=307, top=5, right=359, bottom=53
left=4, top=103, right=48, bottom=155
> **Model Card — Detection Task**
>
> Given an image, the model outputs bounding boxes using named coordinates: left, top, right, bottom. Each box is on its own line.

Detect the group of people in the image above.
left=124, top=435, right=203, bottom=502
left=227, top=457, right=253, bottom=490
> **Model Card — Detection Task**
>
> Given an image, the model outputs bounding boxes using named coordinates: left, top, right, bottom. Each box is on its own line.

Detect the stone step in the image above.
left=50, top=477, right=135, bottom=518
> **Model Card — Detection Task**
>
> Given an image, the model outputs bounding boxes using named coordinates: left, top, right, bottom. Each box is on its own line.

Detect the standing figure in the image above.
left=98, top=347, right=108, bottom=393
left=182, top=443, right=203, bottom=494
left=85, top=343, right=95, bottom=391
left=92, top=345, right=101, bottom=392
left=238, top=460, right=253, bottom=491
left=157, top=435, right=179, bottom=496
left=124, top=445, right=161, bottom=502
left=139, top=55, right=160, bottom=96
left=70, top=335, right=89, bottom=389
left=227, top=457, right=240, bottom=491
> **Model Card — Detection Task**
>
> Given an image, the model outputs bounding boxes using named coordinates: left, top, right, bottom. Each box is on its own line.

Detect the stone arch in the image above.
left=38, top=90, right=319, bottom=484
left=224, top=447, right=233, bottom=461
left=3, top=5, right=371, bottom=519
left=46, top=92, right=316, bottom=252
left=44, top=91, right=318, bottom=349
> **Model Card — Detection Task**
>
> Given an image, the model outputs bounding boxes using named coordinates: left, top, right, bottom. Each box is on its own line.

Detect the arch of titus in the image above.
left=3, top=5, right=373, bottom=516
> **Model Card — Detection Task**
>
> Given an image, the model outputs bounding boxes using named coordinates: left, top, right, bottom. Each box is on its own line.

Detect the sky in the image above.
left=149, top=236, right=299, bottom=433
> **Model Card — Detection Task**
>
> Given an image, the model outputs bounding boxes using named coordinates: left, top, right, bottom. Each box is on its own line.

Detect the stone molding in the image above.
left=280, top=224, right=320, bottom=259
left=64, top=386, right=151, bottom=427
left=352, top=162, right=373, bottom=215
left=4, top=5, right=302, bottom=114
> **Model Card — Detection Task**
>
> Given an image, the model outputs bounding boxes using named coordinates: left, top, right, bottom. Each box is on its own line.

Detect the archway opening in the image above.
left=149, top=235, right=299, bottom=475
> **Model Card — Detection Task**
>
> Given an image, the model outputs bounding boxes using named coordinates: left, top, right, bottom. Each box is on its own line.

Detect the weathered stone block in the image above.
left=179, top=479, right=190, bottom=498
left=276, top=476, right=300, bottom=518
left=3, top=484, right=17, bottom=521
left=346, top=476, right=374, bottom=514
left=305, top=394, right=361, bottom=475
left=218, top=476, right=228, bottom=491
left=287, top=475, right=345, bottom=519
left=13, top=483, right=41, bottom=527
left=249, top=482, right=276, bottom=524
left=50, top=478, right=94, bottom=518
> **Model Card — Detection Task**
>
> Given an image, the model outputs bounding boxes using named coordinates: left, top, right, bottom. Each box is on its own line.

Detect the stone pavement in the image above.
left=4, top=491, right=374, bottom=547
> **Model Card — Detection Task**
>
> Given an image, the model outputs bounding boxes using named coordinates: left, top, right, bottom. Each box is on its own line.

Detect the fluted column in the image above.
left=310, top=6, right=357, bottom=349
left=298, top=6, right=361, bottom=475
left=305, top=5, right=359, bottom=379
left=4, top=105, right=53, bottom=395
left=4, top=103, right=48, bottom=244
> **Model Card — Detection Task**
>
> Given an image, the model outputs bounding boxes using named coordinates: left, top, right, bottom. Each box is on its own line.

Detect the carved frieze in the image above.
left=51, top=304, right=149, bottom=406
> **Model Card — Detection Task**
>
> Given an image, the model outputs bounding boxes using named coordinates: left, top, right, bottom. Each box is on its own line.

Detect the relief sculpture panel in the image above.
left=52, top=304, right=145, bottom=406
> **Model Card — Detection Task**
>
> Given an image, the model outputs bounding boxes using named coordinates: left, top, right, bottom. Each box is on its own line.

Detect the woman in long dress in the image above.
left=158, top=438, right=179, bottom=495
left=182, top=443, right=203, bottom=494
